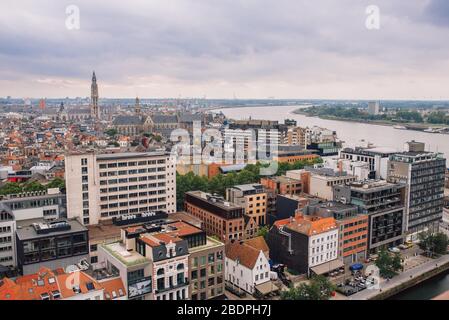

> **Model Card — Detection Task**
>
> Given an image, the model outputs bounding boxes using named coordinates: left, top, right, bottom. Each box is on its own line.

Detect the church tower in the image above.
left=135, top=96, right=141, bottom=115
left=90, top=71, right=99, bottom=120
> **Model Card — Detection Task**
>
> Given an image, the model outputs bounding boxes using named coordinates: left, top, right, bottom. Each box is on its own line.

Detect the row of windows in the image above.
left=311, top=251, right=337, bottom=264
left=100, top=198, right=166, bottom=209
left=99, top=159, right=166, bottom=169
left=312, top=241, right=338, bottom=254
left=192, top=275, right=223, bottom=291
left=100, top=191, right=165, bottom=201
left=0, top=256, right=13, bottom=263
left=311, top=233, right=337, bottom=244
left=0, top=236, right=12, bottom=244
left=100, top=205, right=169, bottom=217
left=343, top=234, right=367, bottom=244
left=192, top=252, right=224, bottom=268
left=343, top=242, right=367, bottom=253
left=0, top=226, right=12, bottom=234
left=0, top=245, right=13, bottom=252
left=100, top=184, right=168, bottom=193
left=99, top=168, right=165, bottom=177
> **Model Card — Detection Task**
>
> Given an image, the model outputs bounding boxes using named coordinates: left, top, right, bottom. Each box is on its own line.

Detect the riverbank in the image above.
left=293, top=108, right=449, bottom=133
left=349, top=253, right=449, bottom=300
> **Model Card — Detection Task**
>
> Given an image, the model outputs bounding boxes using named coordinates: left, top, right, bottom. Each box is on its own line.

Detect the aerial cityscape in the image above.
left=1, top=0, right=449, bottom=306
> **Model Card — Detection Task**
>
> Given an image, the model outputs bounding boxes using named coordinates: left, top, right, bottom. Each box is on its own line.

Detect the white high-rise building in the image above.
left=368, top=101, right=380, bottom=115
left=65, top=151, right=176, bottom=225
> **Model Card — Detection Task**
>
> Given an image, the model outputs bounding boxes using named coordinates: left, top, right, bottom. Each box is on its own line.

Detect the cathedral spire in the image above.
left=90, top=71, right=99, bottom=120
left=135, top=96, right=141, bottom=115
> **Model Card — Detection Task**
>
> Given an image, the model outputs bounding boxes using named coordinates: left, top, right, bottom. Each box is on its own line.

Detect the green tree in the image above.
left=433, top=233, right=449, bottom=255
left=418, top=232, right=449, bottom=257
left=0, top=182, right=23, bottom=195
left=375, top=248, right=402, bottom=278
left=23, top=181, right=46, bottom=193
left=427, top=111, right=449, bottom=125
left=256, top=225, right=270, bottom=240
left=46, top=178, right=66, bottom=190
left=281, top=276, right=336, bottom=300
left=175, top=157, right=323, bottom=210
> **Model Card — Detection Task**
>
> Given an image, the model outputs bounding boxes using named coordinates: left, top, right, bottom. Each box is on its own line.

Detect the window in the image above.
left=128, top=269, right=144, bottom=283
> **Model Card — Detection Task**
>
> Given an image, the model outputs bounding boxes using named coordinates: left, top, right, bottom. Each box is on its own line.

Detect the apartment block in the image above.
left=333, top=180, right=406, bottom=253
left=340, top=146, right=398, bottom=179
left=388, top=142, right=446, bottom=240
left=268, top=214, right=342, bottom=276
left=15, top=219, right=89, bottom=275
left=226, top=184, right=267, bottom=231
left=65, top=151, right=176, bottom=226
left=303, top=202, right=368, bottom=264
left=184, top=191, right=245, bottom=242
left=0, top=190, right=66, bottom=270
left=260, top=175, right=302, bottom=196
left=307, top=167, right=357, bottom=201
left=283, top=127, right=308, bottom=148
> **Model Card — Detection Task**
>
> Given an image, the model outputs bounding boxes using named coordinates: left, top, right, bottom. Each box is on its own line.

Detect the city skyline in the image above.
left=1, top=0, right=449, bottom=99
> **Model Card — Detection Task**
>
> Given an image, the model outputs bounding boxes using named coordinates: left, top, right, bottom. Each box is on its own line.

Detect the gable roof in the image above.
left=225, top=237, right=269, bottom=269
left=113, top=115, right=144, bottom=126
left=244, top=236, right=269, bottom=256
left=275, top=214, right=337, bottom=236
left=151, top=114, right=178, bottom=124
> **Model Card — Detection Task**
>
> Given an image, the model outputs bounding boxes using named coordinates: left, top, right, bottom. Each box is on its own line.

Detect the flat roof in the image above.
left=365, top=147, right=398, bottom=154
left=87, top=223, right=122, bottom=242
left=102, top=242, right=150, bottom=267
left=186, top=191, right=243, bottom=210
left=189, top=236, right=224, bottom=253
left=347, top=180, right=402, bottom=192
left=232, top=183, right=263, bottom=192
left=0, top=192, right=64, bottom=204
left=96, top=151, right=168, bottom=160
left=16, top=219, right=87, bottom=241
left=167, top=212, right=203, bottom=229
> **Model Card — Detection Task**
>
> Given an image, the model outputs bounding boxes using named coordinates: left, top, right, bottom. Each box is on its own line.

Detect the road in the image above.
left=349, top=254, right=449, bottom=300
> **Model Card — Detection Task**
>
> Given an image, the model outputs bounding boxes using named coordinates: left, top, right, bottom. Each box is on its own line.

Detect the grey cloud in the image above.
left=0, top=0, right=449, bottom=98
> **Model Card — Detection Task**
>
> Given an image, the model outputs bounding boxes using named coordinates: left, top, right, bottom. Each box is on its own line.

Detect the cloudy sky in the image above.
left=1, top=0, right=449, bottom=99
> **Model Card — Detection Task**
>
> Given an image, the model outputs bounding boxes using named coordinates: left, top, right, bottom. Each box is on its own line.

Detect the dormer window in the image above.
left=40, top=292, right=50, bottom=300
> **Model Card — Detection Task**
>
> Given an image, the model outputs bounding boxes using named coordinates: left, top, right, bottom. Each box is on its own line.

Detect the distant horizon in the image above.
left=3, top=97, right=449, bottom=103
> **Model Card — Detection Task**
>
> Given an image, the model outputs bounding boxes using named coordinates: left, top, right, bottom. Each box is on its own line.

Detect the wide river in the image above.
left=219, top=105, right=449, bottom=299
left=218, top=105, right=449, bottom=166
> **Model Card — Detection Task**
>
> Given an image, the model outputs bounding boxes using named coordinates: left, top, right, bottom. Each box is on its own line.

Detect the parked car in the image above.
left=388, top=247, right=401, bottom=253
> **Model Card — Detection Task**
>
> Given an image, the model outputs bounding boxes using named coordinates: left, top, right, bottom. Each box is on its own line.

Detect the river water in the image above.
left=219, top=105, right=449, bottom=300
left=218, top=105, right=449, bottom=166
